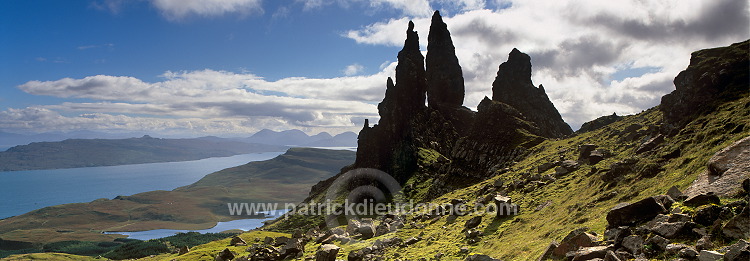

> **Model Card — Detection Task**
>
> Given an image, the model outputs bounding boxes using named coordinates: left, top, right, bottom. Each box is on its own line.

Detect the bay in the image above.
left=106, top=209, right=290, bottom=240
left=0, top=151, right=284, bottom=220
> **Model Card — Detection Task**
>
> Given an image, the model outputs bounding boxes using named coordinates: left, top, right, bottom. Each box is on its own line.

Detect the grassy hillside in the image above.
left=0, top=136, right=287, bottom=171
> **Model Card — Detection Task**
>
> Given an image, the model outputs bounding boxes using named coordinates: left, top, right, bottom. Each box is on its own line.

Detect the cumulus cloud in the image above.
left=92, top=0, right=264, bottom=20
left=344, top=0, right=750, bottom=129
left=13, top=68, right=391, bottom=135
left=342, top=63, right=365, bottom=76
left=152, top=0, right=264, bottom=20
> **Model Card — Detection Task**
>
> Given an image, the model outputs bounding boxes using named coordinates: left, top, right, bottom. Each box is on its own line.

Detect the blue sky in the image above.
left=1, top=0, right=748, bottom=137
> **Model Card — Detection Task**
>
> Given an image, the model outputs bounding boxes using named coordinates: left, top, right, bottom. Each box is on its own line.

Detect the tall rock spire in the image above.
left=426, top=10, right=465, bottom=108
left=377, top=20, right=427, bottom=133
left=491, top=48, right=573, bottom=138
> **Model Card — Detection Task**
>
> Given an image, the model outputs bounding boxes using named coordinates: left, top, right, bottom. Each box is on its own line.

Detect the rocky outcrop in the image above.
left=426, top=10, right=465, bottom=108
left=660, top=40, right=749, bottom=127
left=685, top=136, right=750, bottom=198
left=577, top=113, right=623, bottom=134
left=491, top=48, right=573, bottom=138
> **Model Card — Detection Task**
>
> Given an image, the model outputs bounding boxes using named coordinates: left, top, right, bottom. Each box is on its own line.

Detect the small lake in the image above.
left=0, top=151, right=284, bottom=220
left=106, top=209, right=290, bottom=240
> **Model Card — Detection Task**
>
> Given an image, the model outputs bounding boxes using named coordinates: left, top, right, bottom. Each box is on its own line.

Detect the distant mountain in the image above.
left=303, top=131, right=358, bottom=147
left=0, top=130, right=146, bottom=149
left=0, top=136, right=287, bottom=171
left=242, top=129, right=357, bottom=147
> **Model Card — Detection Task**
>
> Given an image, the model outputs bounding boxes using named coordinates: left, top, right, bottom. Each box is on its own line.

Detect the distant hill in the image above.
left=303, top=131, right=358, bottom=147
left=0, top=148, right=356, bottom=244
left=242, top=129, right=357, bottom=147
left=0, top=135, right=287, bottom=171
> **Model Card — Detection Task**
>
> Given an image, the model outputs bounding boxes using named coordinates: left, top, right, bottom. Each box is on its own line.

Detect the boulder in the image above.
left=646, top=235, right=670, bottom=251
left=215, top=248, right=235, bottom=261
left=375, top=221, right=391, bottom=237
left=553, top=229, right=598, bottom=257
left=653, top=195, right=675, bottom=209
left=724, top=239, right=750, bottom=261
left=579, top=144, right=598, bottom=162
left=230, top=235, right=246, bottom=246
left=178, top=246, right=190, bottom=255
left=668, top=213, right=692, bottom=223
left=684, top=193, right=721, bottom=207
left=685, top=136, right=750, bottom=197
left=650, top=221, right=694, bottom=239
left=606, top=197, right=668, bottom=227
left=537, top=241, right=559, bottom=261
left=572, top=246, right=609, bottom=261
left=465, top=216, right=483, bottom=230
left=604, top=226, right=630, bottom=245
left=665, top=243, right=688, bottom=255
left=404, top=237, right=420, bottom=246
left=604, top=250, right=621, bottom=261
left=679, top=247, right=699, bottom=259
left=696, top=235, right=715, bottom=251
left=693, top=205, right=724, bottom=226
left=635, top=134, right=664, bottom=154
left=315, top=244, right=340, bottom=261
left=722, top=206, right=750, bottom=239
left=698, top=250, right=724, bottom=261
left=667, top=186, right=686, bottom=201
left=621, top=235, right=644, bottom=254
left=279, top=238, right=305, bottom=259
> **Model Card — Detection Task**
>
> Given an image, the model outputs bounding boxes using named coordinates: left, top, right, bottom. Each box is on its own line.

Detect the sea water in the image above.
left=0, top=152, right=284, bottom=220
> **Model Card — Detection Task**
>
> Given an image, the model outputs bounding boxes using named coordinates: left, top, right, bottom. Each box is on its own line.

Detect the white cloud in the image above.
left=342, top=63, right=365, bottom=76
left=370, top=0, right=433, bottom=17
left=151, top=0, right=264, bottom=20
left=344, top=0, right=750, bottom=129
left=13, top=68, right=392, bottom=135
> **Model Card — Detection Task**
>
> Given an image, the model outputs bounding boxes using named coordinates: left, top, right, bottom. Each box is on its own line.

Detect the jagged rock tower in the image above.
left=491, top=48, right=573, bottom=138
left=426, top=11, right=465, bottom=109
left=354, top=11, right=572, bottom=196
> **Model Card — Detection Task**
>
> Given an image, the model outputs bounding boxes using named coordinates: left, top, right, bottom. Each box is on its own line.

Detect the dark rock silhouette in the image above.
left=426, top=11, right=465, bottom=108
left=492, top=48, right=573, bottom=138
left=660, top=40, right=749, bottom=128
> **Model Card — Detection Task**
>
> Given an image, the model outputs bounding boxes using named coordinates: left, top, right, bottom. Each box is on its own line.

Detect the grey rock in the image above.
left=693, top=205, right=724, bottom=226
left=666, top=243, right=688, bottom=254
left=622, top=235, right=644, bottom=254
left=651, top=221, right=693, bottom=239
left=646, top=235, right=670, bottom=251
left=722, top=206, right=750, bottom=239
left=465, top=216, right=483, bottom=230
left=606, top=197, right=668, bottom=227
left=684, top=193, right=721, bottom=207
left=725, top=239, right=750, bottom=261
left=667, top=186, right=686, bottom=201
left=315, top=244, right=340, bottom=261
left=537, top=241, right=559, bottom=261
left=698, top=250, right=724, bottom=261
left=572, top=246, right=609, bottom=261
left=678, top=247, right=699, bottom=258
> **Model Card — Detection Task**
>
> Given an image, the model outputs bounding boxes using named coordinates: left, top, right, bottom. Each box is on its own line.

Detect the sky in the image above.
left=0, top=0, right=748, bottom=137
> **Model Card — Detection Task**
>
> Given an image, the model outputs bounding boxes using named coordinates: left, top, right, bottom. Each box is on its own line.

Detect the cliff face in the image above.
left=492, top=48, right=573, bottom=138
left=661, top=40, right=749, bottom=129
